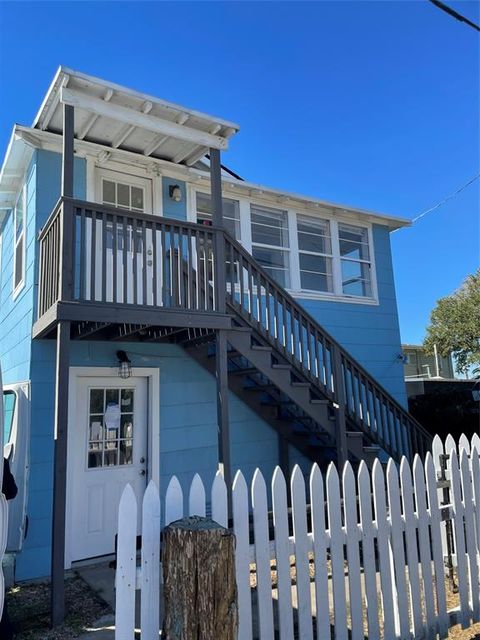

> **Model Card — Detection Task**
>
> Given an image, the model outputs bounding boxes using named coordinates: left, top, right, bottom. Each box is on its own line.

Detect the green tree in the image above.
left=424, top=269, right=480, bottom=375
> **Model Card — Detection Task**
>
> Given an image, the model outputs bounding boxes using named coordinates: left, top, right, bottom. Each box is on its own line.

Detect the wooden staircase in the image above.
left=183, top=231, right=432, bottom=469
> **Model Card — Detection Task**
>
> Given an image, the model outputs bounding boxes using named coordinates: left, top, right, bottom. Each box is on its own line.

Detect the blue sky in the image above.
left=0, top=1, right=478, bottom=344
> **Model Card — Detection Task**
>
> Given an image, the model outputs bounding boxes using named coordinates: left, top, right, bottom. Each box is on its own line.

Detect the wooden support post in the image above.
left=210, top=147, right=232, bottom=502
left=216, top=330, right=232, bottom=508
left=50, top=320, right=71, bottom=626
left=51, top=101, right=74, bottom=627
left=163, top=516, right=238, bottom=640
left=332, top=346, right=348, bottom=469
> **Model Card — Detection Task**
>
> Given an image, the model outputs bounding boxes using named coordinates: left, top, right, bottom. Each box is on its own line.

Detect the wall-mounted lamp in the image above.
left=169, top=184, right=182, bottom=202
left=116, top=350, right=132, bottom=379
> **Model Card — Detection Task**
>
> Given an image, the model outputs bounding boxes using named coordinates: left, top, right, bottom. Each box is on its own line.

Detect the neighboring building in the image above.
left=406, top=379, right=479, bottom=440
left=403, top=344, right=455, bottom=380
left=0, top=67, right=430, bottom=584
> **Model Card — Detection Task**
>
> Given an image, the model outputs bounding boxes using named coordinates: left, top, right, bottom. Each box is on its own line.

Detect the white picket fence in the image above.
left=115, top=433, right=480, bottom=639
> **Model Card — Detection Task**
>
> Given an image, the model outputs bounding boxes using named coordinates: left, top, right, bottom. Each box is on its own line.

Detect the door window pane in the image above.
left=102, top=179, right=146, bottom=213
left=87, top=387, right=135, bottom=468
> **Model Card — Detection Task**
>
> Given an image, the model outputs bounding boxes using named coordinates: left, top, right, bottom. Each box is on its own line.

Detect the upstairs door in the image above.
left=68, top=375, right=148, bottom=562
left=88, top=169, right=154, bottom=304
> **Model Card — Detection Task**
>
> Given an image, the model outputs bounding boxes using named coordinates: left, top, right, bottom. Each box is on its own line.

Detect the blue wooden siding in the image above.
left=1, top=147, right=406, bottom=579
left=162, top=178, right=187, bottom=220
left=18, top=339, right=279, bottom=580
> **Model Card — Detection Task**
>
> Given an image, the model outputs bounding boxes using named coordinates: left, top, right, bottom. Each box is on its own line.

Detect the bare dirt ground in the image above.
left=6, top=576, right=112, bottom=639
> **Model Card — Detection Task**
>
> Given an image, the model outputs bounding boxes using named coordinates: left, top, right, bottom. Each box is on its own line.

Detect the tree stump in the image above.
left=162, top=515, right=238, bottom=640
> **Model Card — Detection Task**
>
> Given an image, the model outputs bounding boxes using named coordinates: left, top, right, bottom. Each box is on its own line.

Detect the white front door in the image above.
left=69, top=376, right=148, bottom=562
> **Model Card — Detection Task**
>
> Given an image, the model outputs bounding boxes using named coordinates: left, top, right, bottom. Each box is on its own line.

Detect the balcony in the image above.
left=33, top=197, right=233, bottom=340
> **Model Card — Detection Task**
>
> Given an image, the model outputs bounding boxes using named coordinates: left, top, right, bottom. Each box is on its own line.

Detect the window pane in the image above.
left=297, top=216, right=331, bottom=254
left=117, top=183, right=130, bottom=208
left=131, top=187, right=144, bottom=211
left=14, top=237, right=24, bottom=289
left=251, top=206, right=289, bottom=247
left=15, top=194, right=24, bottom=241
left=252, top=246, right=290, bottom=287
left=341, top=259, right=372, bottom=296
left=121, top=389, right=134, bottom=412
left=299, top=254, right=332, bottom=292
left=90, top=388, right=104, bottom=414
left=339, top=224, right=370, bottom=260
left=195, top=193, right=240, bottom=239
left=103, top=180, right=116, bottom=204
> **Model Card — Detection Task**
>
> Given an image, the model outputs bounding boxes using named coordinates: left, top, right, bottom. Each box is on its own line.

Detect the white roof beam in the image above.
left=173, top=143, right=198, bottom=164
left=60, top=87, right=229, bottom=150
left=144, top=135, right=169, bottom=157
left=41, top=75, right=70, bottom=131
left=77, top=89, right=113, bottom=140
left=111, top=100, right=153, bottom=148
left=185, top=146, right=208, bottom=166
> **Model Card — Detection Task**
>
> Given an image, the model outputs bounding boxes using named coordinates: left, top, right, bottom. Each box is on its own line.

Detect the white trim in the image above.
left=7, top=127, right=411, bottom=230
left=60, top=87, right=230, bottom=151
left=65, top=366, right=160, bottom=568
left=94, top=166, right=154, bottom=214
left=12, top=184, right=26, bottom=299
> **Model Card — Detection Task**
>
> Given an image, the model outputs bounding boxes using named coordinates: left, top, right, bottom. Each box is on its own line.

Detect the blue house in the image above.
left=0, top=68, right=430, bottom=592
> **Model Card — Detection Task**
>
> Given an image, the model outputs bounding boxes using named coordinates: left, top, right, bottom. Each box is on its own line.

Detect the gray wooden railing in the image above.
left=38, top=197, right=217, bottom=313
left=37, top=197, right=431, bottom=461
left=224, top=234, right=432, bottom=461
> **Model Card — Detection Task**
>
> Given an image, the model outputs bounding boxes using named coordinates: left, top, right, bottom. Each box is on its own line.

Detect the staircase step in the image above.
left=230, top=367, right=258, bottom=376
left=251, top=345, right=272, bottom=352
left=310, top=398, right=329, bottom=405
left=291, top=382, right=310, bottom=389
left=272, top=364, right=291, bottom=371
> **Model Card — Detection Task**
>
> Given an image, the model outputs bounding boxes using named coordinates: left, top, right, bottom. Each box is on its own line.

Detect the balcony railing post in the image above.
left=210, top=147, right=226, bottom=314
left=59, top=103, right=75, bottom=303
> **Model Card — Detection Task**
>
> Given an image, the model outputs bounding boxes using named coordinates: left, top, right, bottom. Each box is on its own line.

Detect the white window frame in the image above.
left=13, top=185, right=26, bottom=299
left=191, top=189, right=242, bottom=239
left=189, top=186, right=379, bottom=304
left=250, top=203, right=291, bottom=289
left=295, top=213, right=334, bottom=295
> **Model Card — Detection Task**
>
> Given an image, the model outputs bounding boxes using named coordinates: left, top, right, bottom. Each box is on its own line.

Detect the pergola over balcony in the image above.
left=34, top=66, right=239, bottom=166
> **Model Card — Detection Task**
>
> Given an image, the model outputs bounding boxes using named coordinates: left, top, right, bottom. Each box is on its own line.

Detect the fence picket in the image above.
left=449, top=451, right=470, bottom=627
left=165, top=475, right=183, bottom=526
left=272, top=467, right=294, bottom=640
left=400, top=458, right=423, bottom=636
left=413, top=455, right=436, bottom=637
left=115, top=485, right=137, bottom=640
left=291, top=465, right=314, bottom=640
left=372, top=459, right=396, bottom=639
left=211, top=471, right=228, bottom=528
left=358, top=461, right=381, bottom=640
left=112, top=434, right=480, bottom=640
left=140, top=481, right=161, bottom=640
left=326, top=463, right=348, bottom=640
left=460, top=449, right=480, bottom=621
left=233, top=471, right=253, bottom=640
left=342, top=462, right=363, bottom=640
left=310, top=463, right=331, bottom=640
left=386, top=459, right=410, bottom=639
left=252, top=469, right=275, bottom=639
left=189, top=473, right=206, bottom=517
left=424, top=452, right=449, bottom=638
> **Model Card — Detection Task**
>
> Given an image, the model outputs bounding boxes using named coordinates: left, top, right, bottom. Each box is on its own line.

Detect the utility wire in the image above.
left=410, top=173, right=480, bottom=225
left=428, top=0, right=480, bottom=32
left=392, top=172, right=480, bottom=232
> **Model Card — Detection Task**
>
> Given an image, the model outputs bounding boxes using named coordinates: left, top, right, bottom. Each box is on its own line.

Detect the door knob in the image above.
left=140, top=457, right=145, bottom=463
left=139, top=469, right=146, bottom=476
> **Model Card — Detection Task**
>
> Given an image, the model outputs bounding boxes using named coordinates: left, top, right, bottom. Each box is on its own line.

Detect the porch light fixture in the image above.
left=169, top=184, right=182, bottom=202
left=116, top=350, right=132, bottom=379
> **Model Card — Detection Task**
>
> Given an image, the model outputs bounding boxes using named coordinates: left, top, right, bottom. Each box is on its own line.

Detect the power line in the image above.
left=410, top=173, right=480, bottom=225
left=428, top=0, right=480, bottom=32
